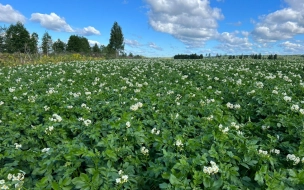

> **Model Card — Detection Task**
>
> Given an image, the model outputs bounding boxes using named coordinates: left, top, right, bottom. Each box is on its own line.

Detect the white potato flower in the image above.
left=175, top=140, right=183, bottom=147
left=126, top=121, right=131, bottom=128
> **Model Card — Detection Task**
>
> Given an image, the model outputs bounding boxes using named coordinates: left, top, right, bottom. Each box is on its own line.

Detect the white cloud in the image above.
left=148, top=42, right=162, bottom=51
left=241, top=31, right=249, bottom=37
left=80, top=26, right=101, bottom=36
left=280, top=41, right=303, bottom=53
left=0, top=3, right=26, bottom=23
left=145, top=0, right=223, bottom=47
left=216, top=32, right=252, bottom=53
left=30, top=12, right=74, bottom=32
left=125, top=39, right=141, bottom=48
left=252, top=0, right=304, bottom=42
left=88, top=40, right=101, bottom=47
left=285, top=0, right=304, bottom=11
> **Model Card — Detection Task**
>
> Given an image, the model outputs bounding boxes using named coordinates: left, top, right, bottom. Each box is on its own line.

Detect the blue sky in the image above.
left=0, top=0, right=304, bottom=57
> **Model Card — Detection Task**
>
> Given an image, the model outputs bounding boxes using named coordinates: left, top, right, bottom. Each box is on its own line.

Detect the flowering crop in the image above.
left=0, top=59, right=304, bottom=189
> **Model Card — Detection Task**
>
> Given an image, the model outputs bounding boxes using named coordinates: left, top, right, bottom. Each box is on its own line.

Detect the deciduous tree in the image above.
left=29, top=32, right=39, bottom=54
left=5, top=22, right=30, bottom=53
left=108, top=22, right=124, bottom=58
left=42, top=31, right=52, bottom=56
left=66, top=35, right=90, bottom=53
left=52, top=39, right=66, bottom=53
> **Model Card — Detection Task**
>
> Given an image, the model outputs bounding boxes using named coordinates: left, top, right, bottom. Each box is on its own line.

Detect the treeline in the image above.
left=173, top=53, right=279, bottom=60
left=0, top=21, right=140, bottom=60
left=228, top=54, right=278, bottom=60
left=173, top=54, right=204, bottom=59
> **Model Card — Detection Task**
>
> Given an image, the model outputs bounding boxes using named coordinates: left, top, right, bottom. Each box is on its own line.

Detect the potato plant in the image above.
left=0, top=59, right=304, bottom=189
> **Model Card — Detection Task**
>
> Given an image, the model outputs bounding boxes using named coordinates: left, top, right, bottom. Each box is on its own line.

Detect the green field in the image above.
left=1, top=59, right=304, bottom=189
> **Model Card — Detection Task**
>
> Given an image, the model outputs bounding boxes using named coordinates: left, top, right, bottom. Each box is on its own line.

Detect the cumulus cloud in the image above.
left=252, top=0, right=304, bottom=42
left=30, top=12, right=74, bottom=32
left=216, top=32, right=252, bottom=53
left=0, top=3, right=26, bottom=23
left=280, top=41, right=303, bottom=53
left=241, top=31, right=250, bottom=37
left=79, top=26, right=101, bottom=36
left=148, top=42, right=163, bottom=51
left=145, top=0, right=223, bottom=47
left=88, top=40, right=101, bottom=47
left=285, top=0, right=304, bottom=11
left=125, top=39, right=141, bottom=48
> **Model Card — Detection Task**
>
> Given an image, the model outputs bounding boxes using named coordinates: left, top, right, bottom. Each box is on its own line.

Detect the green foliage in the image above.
left=29, top=32, right=39, bottom=54
left=41, top=31, right=52, bottom=55
left=0, top=59, right=304, bottom=189
left=66, top=35, right=91, bottom=53
left=174, top=54, right=203, bottom=59
left=92, top=43, right=100, bottom=54
left=4, top=21, right=31, bottom=53
left=108, top=21, right=124, bottom=56
left=52, top=39, right=66, bottom=54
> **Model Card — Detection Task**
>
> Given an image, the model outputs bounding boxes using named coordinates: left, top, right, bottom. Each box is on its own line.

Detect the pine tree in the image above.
left=92, top=43, right=101, bottom=54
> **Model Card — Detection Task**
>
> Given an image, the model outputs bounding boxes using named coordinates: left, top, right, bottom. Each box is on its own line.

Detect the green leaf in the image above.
left=51, top=182, right=60, bottom=190
left=103, top=149, right=117, bottom=160
left=169, top=174, right=182, bottom=186
left=212, top=178, right=223, bottom=189
left=254, top=172, right=264, bottom=186
left=72, top=174, right=91, bottom=190
left=288, top=169, right=296, bottom=177
left=203, top=176, right=211, bottom=188
left=61, top=177, right=72, bottom=186
left=240, top=163, right=249, bottom=169
left=162, top=172, right=170, bottom=179
left=159, top=183, right=169, bottom=189
left=80, top=173, right=90, bottom=182
left=92, top=173, right=102, bottom=187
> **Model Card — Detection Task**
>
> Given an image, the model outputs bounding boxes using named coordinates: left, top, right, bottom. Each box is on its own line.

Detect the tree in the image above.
left=268, top=54, right=274, bottom=60
left=4, top=22, right=31, bottom=53
left=52, top=39, right=66, bottom=53
left=42, top=31, right=52, bottom=56
left=92, top=43, right=101, bottom=54
left=80, top=37, right=90, bottom=53
left=173, top=54, right=203, bottom=59
left=29, top=32, right=39, bottom=54
left=66, top=35, right=90, bottom=53
left=100, top=45, right=107, bottom=56
left=66, top=35, right=80, bottom=52
left=108, top=21, right=124, bottom=58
